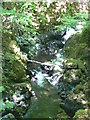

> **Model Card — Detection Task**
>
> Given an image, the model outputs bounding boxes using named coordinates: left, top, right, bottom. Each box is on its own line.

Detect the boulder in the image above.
left=1, top=113, right=16, bottom=120
left=2, top=32, right=27, bottom=83
left=60, top=99, right=83, bottom=117
left=63, top=69, right=84, bottom=85
left=62, top=26, right=89, bottom=118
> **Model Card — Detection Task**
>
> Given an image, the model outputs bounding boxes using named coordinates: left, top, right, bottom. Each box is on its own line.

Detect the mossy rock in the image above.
left=77, top=59, right=86, bottom=73
left=64, top=58, right=86, bottom=72
left=64, top=58, right=78, bottom=69
left=2, top=81, right=32, bottom=118
left=73, top=109, right=89, bottom=120
left=2, top=32, right=27, bottom=83
left=60, top=99, right=83, bottom=117
left=3, top=51, right=26, bottom=82
left=64, top=27, right=89, bottom=61
left=79, top=23, right=90, bottom=44
left=56, top=108, right=71, bottom=119
left=63, top=69, right=85, bottom=85
left=64, top=33, right=80, bottom=59
left=1, top=113, right=16, bottom=120
left=74, top=84, right=84, bottom=94
left=10, top=60, right=26, bottom=82
left=2, top=32, right=14, bottom=51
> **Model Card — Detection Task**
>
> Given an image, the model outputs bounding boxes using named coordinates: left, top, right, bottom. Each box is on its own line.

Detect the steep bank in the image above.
left=58, top=24, right=90, bottom=119
left=1, top=32, right=32, bottom=119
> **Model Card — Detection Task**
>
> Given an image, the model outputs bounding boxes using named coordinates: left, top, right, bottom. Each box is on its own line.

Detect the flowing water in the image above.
left=24, top=49, right=62, bottom=118
left=24, top=27, right=81, bottom=118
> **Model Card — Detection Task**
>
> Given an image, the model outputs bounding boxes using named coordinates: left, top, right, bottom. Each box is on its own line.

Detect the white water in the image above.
left=62, top=24, right=83, bottom=44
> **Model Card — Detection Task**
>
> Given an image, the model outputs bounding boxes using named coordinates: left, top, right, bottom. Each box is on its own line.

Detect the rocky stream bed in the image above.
left=1, top=25, right=89, bottom=119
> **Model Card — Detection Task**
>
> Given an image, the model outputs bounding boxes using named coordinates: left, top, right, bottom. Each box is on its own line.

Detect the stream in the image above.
left=24, top=49, right=63, bottom=118
left=24, top=27, right=83, bottom=118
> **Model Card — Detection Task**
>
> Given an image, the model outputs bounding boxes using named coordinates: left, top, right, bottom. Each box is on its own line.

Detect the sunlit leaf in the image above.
left=0, top=86, right=5, bottom=92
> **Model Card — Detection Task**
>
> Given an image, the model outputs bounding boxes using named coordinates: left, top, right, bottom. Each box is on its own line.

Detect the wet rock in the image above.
left=60, top=91, right=66, bottom=99
left=18, top=101, right=27, bottom=108
left=2, top=32, right=27, bottom=83
left=13, top=83, right=32, bottom=107
left=41, top=65, right=53, bottom=76
left=13, top=93, right=25, bottom=103
left=40, top=31, right=65, bottom=55
left=56, top=108, right=71, bottom=119
left=25, top=91, right=32, bottom=99
left=51, top=73, right=63, bottom=86
left=57, top=82, right=73, bottom=98
left=62, top=27, right=89, bottom=118
left=53, top=65, right=63, bottom=72
left=60, top=99, right=83, bottom=117
left=1, top=113, right=16, bottom=120
left=2, top=82, right=32, bottom=118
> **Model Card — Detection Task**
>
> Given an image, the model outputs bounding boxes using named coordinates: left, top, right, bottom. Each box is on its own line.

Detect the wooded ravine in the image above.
left=0, top=1, right=90, bottom=119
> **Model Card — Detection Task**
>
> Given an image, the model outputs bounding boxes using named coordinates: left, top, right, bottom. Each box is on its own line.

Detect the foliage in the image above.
left=56, top=13, right=89, bottom=31
left=1, top=0, right=89, bottom=85
left=0, top=86, right=14, bottom=112
left=0, top=86, right=5, bottom=92
left=63, top=22, right=90, bottom=61
left=1, top=1, right=89, bottom=43
left=73, top=109, right=89, bottom=119
left=1, top=1, right=89, bottom=119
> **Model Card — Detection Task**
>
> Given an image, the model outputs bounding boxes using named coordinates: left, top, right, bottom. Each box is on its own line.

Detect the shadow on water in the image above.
left=24, top=27, right=84, bottom=118
left=24, top=49, right=61, bottom=118
left=24, top=30, right=67, bottom=118
left=24, top=80, right=60, bottom=118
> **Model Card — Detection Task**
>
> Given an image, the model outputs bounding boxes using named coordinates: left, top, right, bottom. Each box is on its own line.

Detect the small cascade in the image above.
left=24, top=25, right=84, bottom=118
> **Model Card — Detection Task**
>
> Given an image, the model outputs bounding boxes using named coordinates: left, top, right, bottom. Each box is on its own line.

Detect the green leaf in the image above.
left=0, top=86, right=5, bottom=92
left=0, top=99, right=5, bottom=111
left=6, top=102, right=12, bottom=109
left=1, top=106, right=5, bottom=111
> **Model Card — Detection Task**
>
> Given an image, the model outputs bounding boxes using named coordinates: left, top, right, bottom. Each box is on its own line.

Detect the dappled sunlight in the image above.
left=9, top=41, right=28, bottom=64
left=1, top=1, right=89, bottom=119
left=71, top=73, right=76, bottom=80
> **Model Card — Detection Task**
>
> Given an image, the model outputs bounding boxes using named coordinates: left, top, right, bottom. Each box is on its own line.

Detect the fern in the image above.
left=56, top=13, right=89, bottom=31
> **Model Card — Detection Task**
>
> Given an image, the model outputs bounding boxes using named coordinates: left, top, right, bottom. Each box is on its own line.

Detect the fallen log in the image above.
left=27, top=60, right=63, bottom=71
left=27, top=59, right=54, bottom=66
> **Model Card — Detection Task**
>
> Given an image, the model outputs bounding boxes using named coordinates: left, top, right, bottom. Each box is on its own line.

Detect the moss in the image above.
left=87, top=102, right=90, bottom=108
left=77, top=59, right=86, bottom=72
left=10, top=60, right=26, bottom=82
left=63, top=25, right=90, bottom=118
left=56, top=108, right=71, bottom=119
left=73, top=109, right=89, bottom=119
left=64, top=58, right=78, bottom=69
left=63, top=68, right=85, bottom=85
left=64, top=27, right=89, bottom=61
left=74, top=84, right=84, bottom=94
left=79, top=23, right=90, bottom=44
left=2, top=32, right=27, bottom=83
left=64, top=33, right=80, bottom=59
